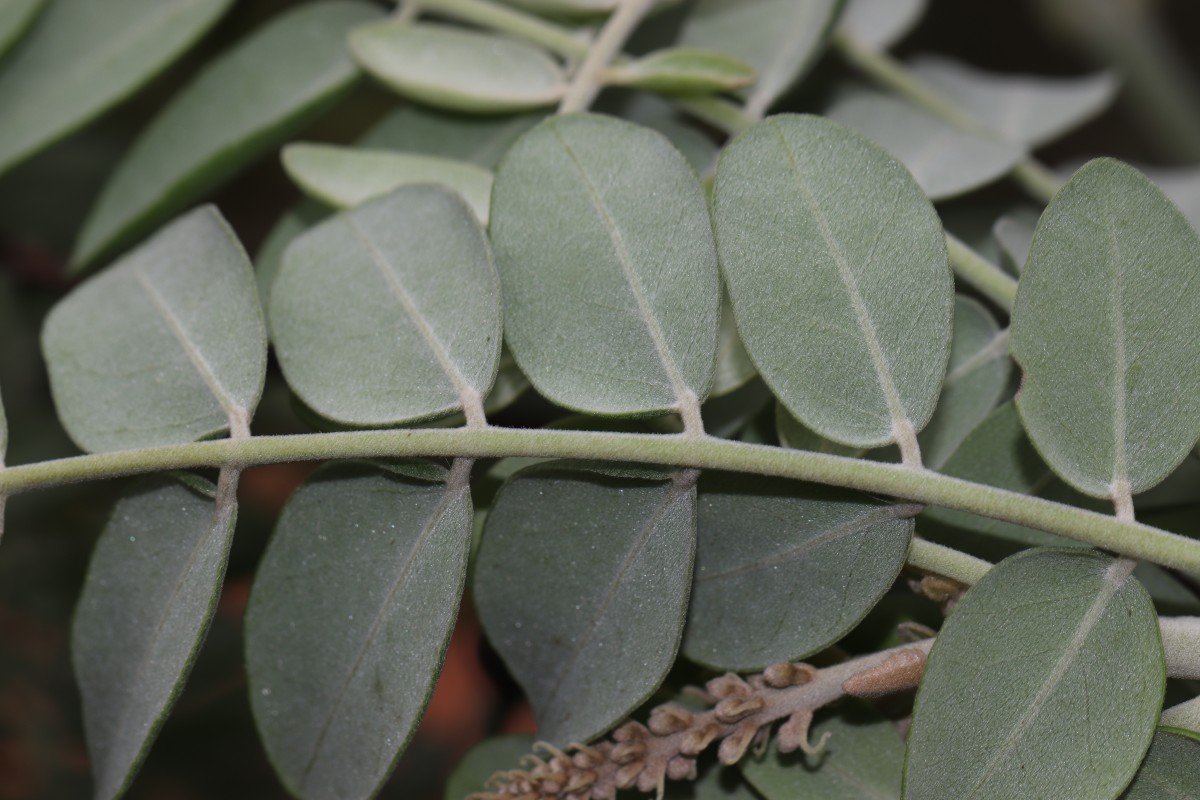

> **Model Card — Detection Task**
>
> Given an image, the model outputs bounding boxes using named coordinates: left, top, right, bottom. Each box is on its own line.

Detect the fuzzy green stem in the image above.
left=832, top=31, right=1064, bottom=204
left=907, top=537, right=993, bottom=585
left=3, top=428, right=1199, bottom=573
left=559, top=0, right=656, bottom=113
left=944, top=233, right=1019, bottom=312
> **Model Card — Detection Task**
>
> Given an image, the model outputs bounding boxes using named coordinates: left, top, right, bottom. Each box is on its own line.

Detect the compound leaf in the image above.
left=604, top=47, right=756, bottom=94
left=43, top=206, right=266, bottom=453
left=1010, top=159, right=1200, bottom=498
left=246, top=462, right=472, bottom=800
left=270, top=185, right=501, bottom=426
left=826, top=89, right=1024, bottom=201
left=349, top=21, right=566, bottom=113
left=0, top=0, right=232, bottom=176
left=473, top=463, right=696, bottom=745
left=910, top=55, right=1117, bottom=147
left=675, top=0, right=843, bottom=116
left=71, top=0, right=381, bottom=270
left=714, top=114, right=952, bottom=448
left=282, top=143, right=494, bottom=222
left=682, top=473, right=913, bottom=670
left=490, top=113, right=719, bottom=417
left=904, top=549, right=1164, bottom=800
left=73, top=474, right=238, bottom=800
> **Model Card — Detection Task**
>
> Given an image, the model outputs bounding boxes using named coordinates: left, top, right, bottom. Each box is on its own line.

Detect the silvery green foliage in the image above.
left=7, top=2, right=1199, bottom=800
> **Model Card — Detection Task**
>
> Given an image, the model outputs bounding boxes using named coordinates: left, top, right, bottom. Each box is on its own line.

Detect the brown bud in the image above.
left=706, top=673, right=752, bottom=699
left=718, top=722, right=760, bottom=765
left=841, top=648, right=927, bottom=698
left=614, top=762, right=644, bottom=790
left=612, top=721, right=649, bottom=742
left=679, top=722, right=721, bottom=756
left=776, top=709, right=813, bottom=754
left=610, top=741, right=646, bottom=765
left=714, top=694, right=766, bottom=723
left=667, top=755, right=698, bottom=781
left=763, top=662, right=817, bottom=688
left=648, top=703, right=695, bottom=735
left=565, top=770, right=597, bottom=793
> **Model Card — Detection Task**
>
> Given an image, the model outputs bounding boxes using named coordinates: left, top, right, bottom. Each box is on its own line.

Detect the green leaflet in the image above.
left=603, top=47, right=756, bottom=94
left=71, top=0, right=382, bottom=270
left=910, top=56, right=1117, bottom=147
left=670, top=761, right=762, bottom=799
left=710, top=295, right=758, bottom=397
left=349, top=21, right=566, bottom=113
left=826, top=88, right=1024, bottom=201
left=502, top=0, right=615, bottom=14
left=42, top=206, right=266, bottom=453
left=489, top=113, right=719, bottom=418
left=282, top=143, right=494, bottom=223
left=919, top=295, right=1010, bottom=470
left=0, top=0, right=232, bottom=176
left=600, top=91, right=720, bottom=175
left=713, top=114, right=953, bottom=449
left=0, top=0, right=42, bottom=58
left=674, top=0, right=844, bottom=116
left=444, top=735, right=535, bottom=800
left=1141, top=165, right=1200, bottom=232
left=776, top=403, right=864, bottom=457
left=255, top=200, right=327, bottom=310
left=837, top=0, right=927, bottom=51
left=742, top=703, right=905, bottom=800
left=992, top=207, right=1039, bottom=274
left=246, top=462, right=473, bottom=800
left=473, top=463, right=696, bottom=746
left=356, top=106, right=545, bottom=169
left=904, top=549, right=1164, bottom=800
left=682, top=473, right=913, bottom=670
left=73, top=474, right=238, bottom=800
left=1120, top=729, right=1200, bottom=799
left=1010, top=159, right=1200, bottom=498
left=270, top=185, right=502, bottom=427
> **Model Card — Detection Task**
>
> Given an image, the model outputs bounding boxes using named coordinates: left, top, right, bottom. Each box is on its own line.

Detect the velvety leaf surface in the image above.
left=43, top=206, right=266, bottom=453
left=992, top=208, right=1039, bottom=274
left=490, top=113, right=719, bottom=416
left=714, top=114, right=953, bottom=448
left=73, top=474, right=238, bottom=800
left=710, top=297, right=757, bottom=397
left=246, top=462, right=472, bottom=800
left=1141, top=165, right=1200, bottom=232
left=601, top=91, right=719, bottom=174
left=282, top=144, right=494, bottom=222
left=904, top=549, right=1164, bottom=800
left=743, top=703, right=905, bottom=800
left=71, top=0, right=381, bottom=270
left=349, top=21, right=565, bottom=113
left=1010, top=159, right=1200, bottom=498
left=911, top=56, right=1117, bottom=147
left=919, top=296, right=1010, bottom=469
left=837, top=0, right=927, bottom=50
left=1120, top=729, right=1200, bottom=799
left=605, top=48, right=756, bottom=94
left=444, top=735, right=535, bottom=800
left=826, top=89, right=1024, bottom=201
left=675, top=0, right=843, bottom=116
left=473, top=463, right=696, bottom=745
left=682, top=473, right=913, bottom=670
left=776, top=403, right=864, bottom=457
left=271, top=185, right=501, bottom=426
left=0, top=0, right=42, bottom=58
left=356, top=106, right=545, bottom=168
left=0, top=0, right=231, bottom=176
left=255, top=200, right=327, bottom=309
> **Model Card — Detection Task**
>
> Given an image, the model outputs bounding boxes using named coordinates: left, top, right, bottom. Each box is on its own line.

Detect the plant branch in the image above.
left=907, top=537, right=992, bottom=586
left=1159, top=617, right=1200, bottom=680
left=944, top=233, right=1018, bottom=313
left=470, top=639, right=934, bottom=799
left=831, top=31, right=1063, bottom=204
left=559, top=0, right=656, bottom=113
left=4, top=428, right=1200, bottom=573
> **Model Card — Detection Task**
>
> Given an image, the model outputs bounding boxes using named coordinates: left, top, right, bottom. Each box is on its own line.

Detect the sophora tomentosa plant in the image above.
left=1, top=0, right=1200, bottom=799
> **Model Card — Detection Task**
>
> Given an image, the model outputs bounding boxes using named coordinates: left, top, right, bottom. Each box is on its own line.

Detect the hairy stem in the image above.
left=944, top=233, right=1018, bottom=313
left=3, top=428, right=1200, bottom=573
left=558, top=0, right=655, bottom=113
left=831, top=31, right=1064, bottom=204
left=907, top=537, right=993, bottom=585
